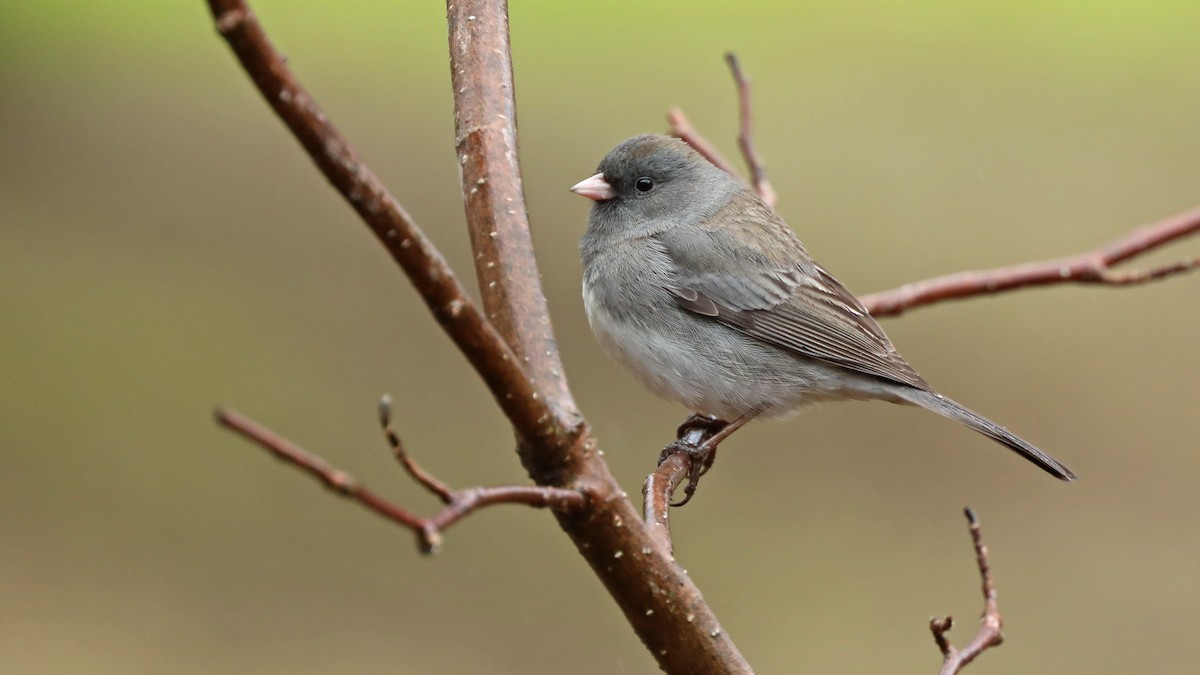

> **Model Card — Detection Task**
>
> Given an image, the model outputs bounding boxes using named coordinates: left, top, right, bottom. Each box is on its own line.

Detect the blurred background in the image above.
left=2, top=1, right=1198, bottom=672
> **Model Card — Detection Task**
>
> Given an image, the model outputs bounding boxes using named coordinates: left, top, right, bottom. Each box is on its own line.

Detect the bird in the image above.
left=570, top=134, right=1075, bottom=499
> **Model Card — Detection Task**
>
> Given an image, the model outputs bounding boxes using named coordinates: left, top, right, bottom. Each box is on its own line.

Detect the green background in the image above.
left=3, top=1, right=1198, bottom=672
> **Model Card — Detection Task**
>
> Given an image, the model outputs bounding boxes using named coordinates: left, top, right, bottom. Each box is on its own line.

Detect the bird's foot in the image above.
left=674, top=413, right=729, bottom=442
left=659, top=414, right=729, bottom=507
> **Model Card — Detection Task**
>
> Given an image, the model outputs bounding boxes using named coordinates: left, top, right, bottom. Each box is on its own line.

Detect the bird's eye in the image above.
left=635, top=177, right=655, bottom=192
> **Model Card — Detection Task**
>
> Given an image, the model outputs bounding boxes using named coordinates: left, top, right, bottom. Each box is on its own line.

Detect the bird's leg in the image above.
left=676, top=413, right=728, bottom=443
left=659, top=414, right=725, bottom=465
left=659, top=411, right=758, bottom=506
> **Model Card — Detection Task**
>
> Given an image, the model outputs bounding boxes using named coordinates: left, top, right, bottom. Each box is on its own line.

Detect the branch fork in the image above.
left=216, top=400, right=586, bottom=554
left=208, top=1, right=752, bottom=669
left=930, top=509, right=1005, bottom=675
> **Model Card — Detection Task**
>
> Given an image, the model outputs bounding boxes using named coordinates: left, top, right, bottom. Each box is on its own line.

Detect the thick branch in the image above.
left=215, top=406, right=584, bottom=553
left=446, top=7, right=570, bottom=401
left=446, top=2, right=750, bottom=672
left=930, top=508, right=1004, bottom=674
left=206, top=0, right=563, bottom=450
left=446, top=0, right=579, bottom=472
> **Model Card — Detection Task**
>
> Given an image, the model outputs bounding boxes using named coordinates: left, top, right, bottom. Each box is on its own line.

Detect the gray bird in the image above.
left=571, top=134, right=1075, bottom=492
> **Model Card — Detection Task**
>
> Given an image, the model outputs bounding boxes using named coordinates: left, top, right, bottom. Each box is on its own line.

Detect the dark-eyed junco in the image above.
left=571, top=134, right=1075, bottom=483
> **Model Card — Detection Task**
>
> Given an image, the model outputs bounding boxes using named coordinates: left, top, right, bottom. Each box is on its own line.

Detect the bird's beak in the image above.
left=570, top=173, right=615, bottom=201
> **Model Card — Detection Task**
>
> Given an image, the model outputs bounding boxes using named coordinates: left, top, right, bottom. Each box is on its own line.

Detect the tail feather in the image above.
left=896, top=388, right=1076, bottom=481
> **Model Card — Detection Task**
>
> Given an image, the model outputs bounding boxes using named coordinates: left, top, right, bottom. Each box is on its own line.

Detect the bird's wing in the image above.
left=658, top=194, right=928, bottom=389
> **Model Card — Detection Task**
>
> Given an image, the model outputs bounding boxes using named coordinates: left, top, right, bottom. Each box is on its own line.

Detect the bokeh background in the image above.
left=3, top=1, right=1198, bottom=673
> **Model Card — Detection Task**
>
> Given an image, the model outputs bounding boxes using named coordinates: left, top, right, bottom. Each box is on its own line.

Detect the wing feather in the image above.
left=658, top=194, right=928, bottom=389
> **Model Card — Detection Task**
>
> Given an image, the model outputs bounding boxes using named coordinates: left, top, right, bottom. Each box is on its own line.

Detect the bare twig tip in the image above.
left=963, top=507, right=977, bottom=526
left=419, top=526, right=444, bottom=555
left=930, top=615, right=954, bottom=657
left=378, top=394, right=393, bottom=427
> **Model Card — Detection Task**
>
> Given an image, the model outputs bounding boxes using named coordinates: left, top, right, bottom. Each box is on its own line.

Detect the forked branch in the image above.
left=930, top=508, right=1005, bottom=675
left=209, top=1, right=752, bottom=671
left=215, top=404, right=585, bottom=553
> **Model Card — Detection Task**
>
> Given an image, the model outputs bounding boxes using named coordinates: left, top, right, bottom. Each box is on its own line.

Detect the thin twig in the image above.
left=215, top=406, right=585, bottom=553
left=930, top=508, right=1004, bottom=675
left=862, top=206, right=1200, bottom=317
left=724, top=53, right=776, bottom=209
left=215, top=407, right=424, bottom=533
left=668, top=54, right=777, bottom=208
left=668, top=107, right=738, bottom=175
left=379, top=395, right=453, bottom=502
left=206, top=0, right=569, bottom=450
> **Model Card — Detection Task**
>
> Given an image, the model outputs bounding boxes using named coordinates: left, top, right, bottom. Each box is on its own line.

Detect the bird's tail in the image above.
left=895, top=387, right=1076, bottom=481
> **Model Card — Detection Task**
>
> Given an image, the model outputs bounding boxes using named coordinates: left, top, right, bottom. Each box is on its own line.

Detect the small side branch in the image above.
left=642, top=453, right=690, bottom=556
left=668, top=52, right=777, bottom=208
left=215, top=405, right=586, bottom=553
left=724, top=53, right=776, bottom=209
left=642, top=417, right=734, bottom=552
left=668, top=107, right=738, bottom=176
left=930, top=508, right=1004, bottom=675
left=379, top=395, right=454, bottom=501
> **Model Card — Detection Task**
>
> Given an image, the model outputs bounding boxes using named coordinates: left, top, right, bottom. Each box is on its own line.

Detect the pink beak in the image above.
left=570, top=172, right=616, bottom=201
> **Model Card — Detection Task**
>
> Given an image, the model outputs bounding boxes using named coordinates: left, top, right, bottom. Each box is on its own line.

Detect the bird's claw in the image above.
left=659, top=415, right=728, bottom=507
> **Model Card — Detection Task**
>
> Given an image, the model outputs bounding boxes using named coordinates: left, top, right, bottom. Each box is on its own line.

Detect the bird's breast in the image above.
left=581, top=239, right=825, bottom=419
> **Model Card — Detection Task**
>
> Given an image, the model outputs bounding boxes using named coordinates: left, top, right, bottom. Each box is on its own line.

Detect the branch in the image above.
left=724, top=53, right=776, bottom=209
left=930, top=508, right=1004, bottom=675
left=446, top=0, right=580, bottom=474
left=669, top=53, right=776, bottom=208
left=861, top=206, right=1200, bottom=317
left=215, top=405, right=585, bottom=554
left=206, top=0, right=567, bottom=451
left=668, top=107, right=738, bottom=176
left=668, top=56, right=1198, bottom=317
left=642, top=453, right=690, bottom=556
left=445, top=3, right=750, bottom=671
